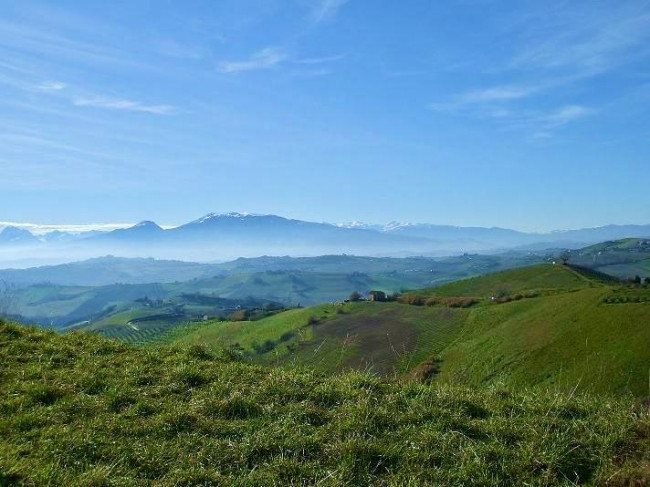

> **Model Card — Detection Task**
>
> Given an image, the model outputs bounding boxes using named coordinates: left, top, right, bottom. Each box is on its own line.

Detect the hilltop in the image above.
left=571, top=238, right=650, bottom=279
left=1, top=321, right=649, bottom=485
left=172, top=264, right=650, bottom=396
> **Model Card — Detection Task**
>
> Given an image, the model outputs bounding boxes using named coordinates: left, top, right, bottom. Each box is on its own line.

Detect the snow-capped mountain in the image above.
left=3, top=212, right=650, bottom=267
left=0, top=226, right=40, bottom=246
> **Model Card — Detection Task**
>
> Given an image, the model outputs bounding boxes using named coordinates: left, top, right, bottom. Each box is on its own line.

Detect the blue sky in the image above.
left=1, top=0, right=649, bottom=232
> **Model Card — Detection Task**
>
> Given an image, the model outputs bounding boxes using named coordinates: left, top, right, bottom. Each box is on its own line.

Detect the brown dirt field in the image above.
left=315, top=307, right=420, bottom=375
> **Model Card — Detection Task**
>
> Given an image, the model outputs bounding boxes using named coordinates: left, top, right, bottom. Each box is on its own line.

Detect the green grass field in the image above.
left=1, top=322, right=649, bottom=486
left=571, top=238, right=650, bottom=279
left=170, top=264, right=650, bottom=396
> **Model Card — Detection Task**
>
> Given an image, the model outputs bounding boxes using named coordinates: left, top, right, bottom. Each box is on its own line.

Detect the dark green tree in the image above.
left=559, top=251, right=570, bottom=265
left=349, top=291, right=362, bottom=302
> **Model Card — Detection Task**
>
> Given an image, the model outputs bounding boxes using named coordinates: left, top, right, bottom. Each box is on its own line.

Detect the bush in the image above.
left=424, top=297, right=440, bottom=307
left=229, top=309, right=250, bottom=321
left=442, top=297, right=478, bottom=308
left=398, top=295, right=425, bottom=306
left=279, top=331, right=296, bottom=342
left=408, top=356, right=440, bottom=383
left=252, top=339, right=276, bottom=355
left=349, top=291, right=362, bottom=302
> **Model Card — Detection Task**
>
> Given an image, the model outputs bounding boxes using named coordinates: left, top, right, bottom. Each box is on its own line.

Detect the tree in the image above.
left=559, top=251, right=571, bottom=265
left=644, top=277, right=650, bottom=286
left=349, top=291, right=362, bottom=302
left=634, top=275, right=642, bottom=285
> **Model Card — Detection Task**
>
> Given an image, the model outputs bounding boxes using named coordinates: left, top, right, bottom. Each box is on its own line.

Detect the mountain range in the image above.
left=2, top=212, right=650, bottom=267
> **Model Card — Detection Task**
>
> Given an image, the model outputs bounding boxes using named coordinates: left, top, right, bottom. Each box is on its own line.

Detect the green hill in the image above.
left=3, top=252, right=544, bottom=330
left=571, top=238, right=650, bottom=279
left=1, top=321, right=649, bottom=485
left=171, top=264, right=650, bottom=396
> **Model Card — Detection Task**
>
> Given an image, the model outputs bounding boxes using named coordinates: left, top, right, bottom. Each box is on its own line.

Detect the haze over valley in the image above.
left=3, top=211, right=650, bottom=267
left=2, top=1, right=650, bottom=485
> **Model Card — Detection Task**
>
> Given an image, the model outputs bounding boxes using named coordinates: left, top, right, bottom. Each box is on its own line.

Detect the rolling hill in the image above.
left=1, top=321, right=648, bottom=485
left=0, top=255, right=214, bottom=287
left=1, top=252, right=545, bottom=331
left=171, top=263, right=650, bottom=396
left=570, top=238, right=650, bottom=279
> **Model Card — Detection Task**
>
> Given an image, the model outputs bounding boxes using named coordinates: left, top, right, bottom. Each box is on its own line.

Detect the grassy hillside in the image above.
left=171, top=264, right=650, bottom=396
left=572, top=238, right=650, bottom=279
left=410, top=263, right=593, bottom=297
left=1, top=321, right=649, bottom=486
left=3, top=252, right=544, bottom=329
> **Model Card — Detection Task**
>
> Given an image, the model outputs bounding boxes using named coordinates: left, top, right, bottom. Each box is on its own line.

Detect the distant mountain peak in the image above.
left=194, top=212, right=266, bottom=224
left=337, top=221, right=371, bottom=229
left=132, top=220, right=162, bottom=230
left=0, top=226, right=39, bottom=244
left=384, top=221, right=412, bottom=231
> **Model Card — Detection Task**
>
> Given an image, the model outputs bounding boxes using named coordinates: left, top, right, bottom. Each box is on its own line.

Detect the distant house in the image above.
left=368, top=290, right=387, bottom=302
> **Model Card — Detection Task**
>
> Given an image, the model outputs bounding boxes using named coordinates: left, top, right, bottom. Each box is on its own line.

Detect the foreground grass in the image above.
left=1, top=322, right=649, bottom=486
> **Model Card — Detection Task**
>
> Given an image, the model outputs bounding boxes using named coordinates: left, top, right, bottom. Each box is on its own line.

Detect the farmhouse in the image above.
left=368, top=290, right=387, bottom=302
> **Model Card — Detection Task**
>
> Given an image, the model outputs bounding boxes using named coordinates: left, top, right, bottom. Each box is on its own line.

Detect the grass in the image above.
left=2, top=321, right=650, bottom=486
left=170, top=264, right=650, bottom=396
left=571, top=238, right=650, bottom=279
left=411, top=264, right=593, bottom=298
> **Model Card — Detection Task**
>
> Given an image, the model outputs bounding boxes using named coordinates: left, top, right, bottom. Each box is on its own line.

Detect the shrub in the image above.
left=279, top=331, right=296, bottom=342
left=523, top=291, right=540, bottom=298
left=252, top=339, right=276, bottom=355
left=398, top=295, right=425, bottom=306
left=408, top=356, right=440, bottom=383
left=229, top=309, right=250, bottom=321
left=442, top=297, right=478, bottom=308
left=424, top=297, right=440, bottom=307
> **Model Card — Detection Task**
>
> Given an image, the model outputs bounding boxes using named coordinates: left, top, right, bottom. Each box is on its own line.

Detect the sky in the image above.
left=1, top=0, right=649, bottom=233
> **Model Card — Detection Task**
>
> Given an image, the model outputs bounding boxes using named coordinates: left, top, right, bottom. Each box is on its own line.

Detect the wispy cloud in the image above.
left=312, top=0, right=351, bottom=22
left=218, top=47, right=287, bottom=73
left=36, top=80, right=66, bottom=91
left=498, top=104, right=594, bottom=134
left=430, top=84, right=539, bottom=112
left=0, top=221, right=136, bottom=235
left=291, top=68, right=333, bottom=78
left=295, top=54, right=345, bottom=65
left=537, top=105, right=592, bottom=127
left=73, top=97, right=174, bottom=115
left=460, top=86, right=538, bottom=103
left=510, top=8, right=650, bottom=74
